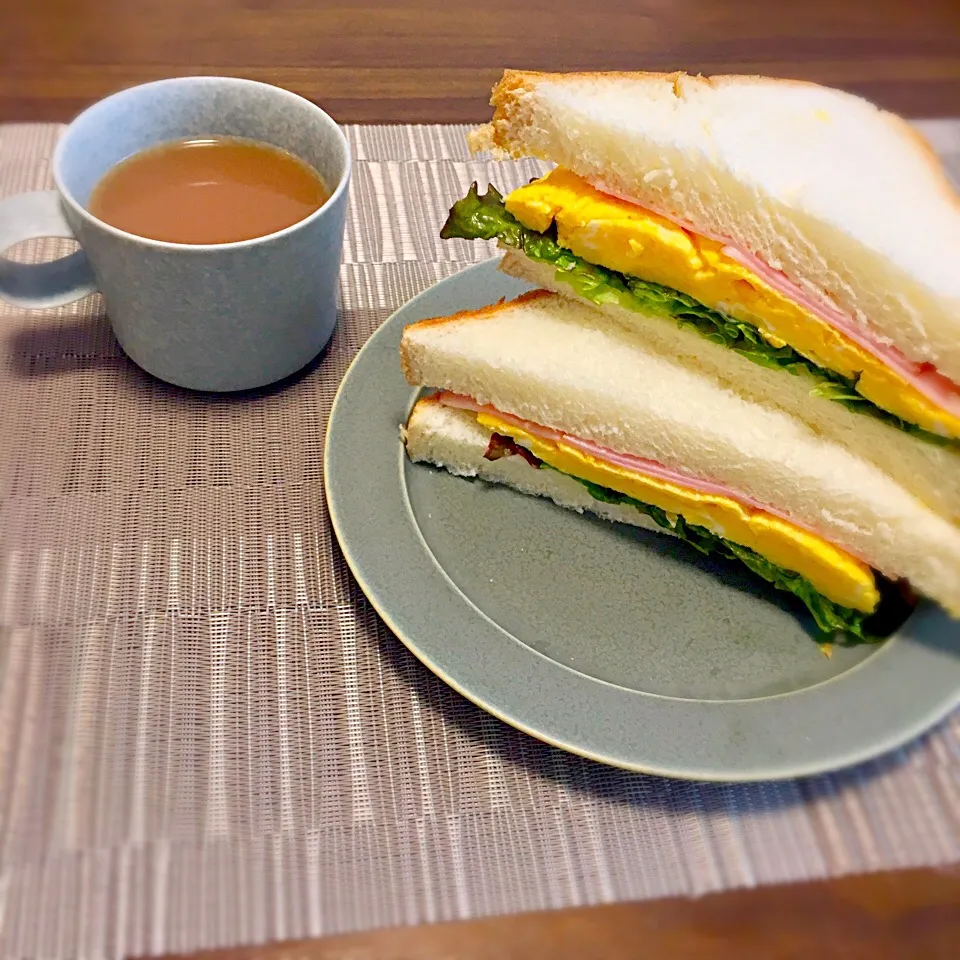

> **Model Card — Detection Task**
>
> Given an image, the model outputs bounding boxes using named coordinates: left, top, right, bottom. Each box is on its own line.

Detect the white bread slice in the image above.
left=403, top=395, right=664, bottom=533
left=400, top=291, right=960, bottom=614
left=499, top=248, right=960, bottom=525
left=469, top=71, right=960, bottom=382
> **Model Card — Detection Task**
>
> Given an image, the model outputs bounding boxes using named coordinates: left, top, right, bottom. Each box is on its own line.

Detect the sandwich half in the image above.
left=399, top=291, right=960, bottom=640
left=442, top=70, right=960, bottom=522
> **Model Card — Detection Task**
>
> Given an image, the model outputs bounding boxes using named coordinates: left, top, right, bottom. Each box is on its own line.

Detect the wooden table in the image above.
left=4, top=1, right=960, bottom=956
left=156, top=868, right=960, bottom=960
left=2, top=0, right=959, bottom=122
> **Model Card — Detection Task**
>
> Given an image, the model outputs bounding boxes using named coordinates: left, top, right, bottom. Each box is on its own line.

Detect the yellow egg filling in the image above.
left=477, top=411, right=879, bottom=613
left=505, top=169, right=960, bottom=440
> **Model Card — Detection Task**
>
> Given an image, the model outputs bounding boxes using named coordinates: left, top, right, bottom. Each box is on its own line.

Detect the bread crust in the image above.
left=471, top=69, right=959, bottom=209
left=400, top=288, right=552, bottom=385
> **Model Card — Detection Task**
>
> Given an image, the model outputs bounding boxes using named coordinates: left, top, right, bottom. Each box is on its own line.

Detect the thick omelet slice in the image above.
left=476, top=411, right=879, bottom=613
left=505, top=169, right=960, bottom=440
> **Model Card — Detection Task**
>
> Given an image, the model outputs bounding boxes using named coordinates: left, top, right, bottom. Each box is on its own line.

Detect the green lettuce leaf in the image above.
left=544, top=468, right=912, bottom=643
left=442, top=184, right=954, bottom=449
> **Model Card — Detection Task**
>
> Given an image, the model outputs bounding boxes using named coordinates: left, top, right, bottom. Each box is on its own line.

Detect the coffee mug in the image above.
left=0, top=76, right=351, bottom=391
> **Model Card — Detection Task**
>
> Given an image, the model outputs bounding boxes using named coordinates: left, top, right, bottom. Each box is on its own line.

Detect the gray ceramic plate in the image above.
left=325, top=258, right=960, bottom=781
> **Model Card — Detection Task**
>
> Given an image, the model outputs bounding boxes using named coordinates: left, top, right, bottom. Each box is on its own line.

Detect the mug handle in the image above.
left=0, top=191, right=97, bottom=308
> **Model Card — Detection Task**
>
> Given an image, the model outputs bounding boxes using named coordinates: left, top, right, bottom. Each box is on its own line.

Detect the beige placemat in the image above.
left=0, top=121, right=959, bottom=958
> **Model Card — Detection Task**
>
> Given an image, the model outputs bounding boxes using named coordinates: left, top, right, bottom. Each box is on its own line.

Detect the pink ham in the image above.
left=720, top=245, right=960, bottom=419
left=435, top=391, right=834, bottom=542
left=587, top=177, right=960, bottom=421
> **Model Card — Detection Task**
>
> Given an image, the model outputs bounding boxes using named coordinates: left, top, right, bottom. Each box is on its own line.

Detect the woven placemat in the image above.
left=0, top=120, right=959, bottom=958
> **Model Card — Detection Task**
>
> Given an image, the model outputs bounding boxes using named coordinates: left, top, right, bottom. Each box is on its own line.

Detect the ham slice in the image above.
left=719, top=245, right=960, bottom=419
left=435, top=391, right=831, bottom=542
left=587, top=177, right=960, bottom=420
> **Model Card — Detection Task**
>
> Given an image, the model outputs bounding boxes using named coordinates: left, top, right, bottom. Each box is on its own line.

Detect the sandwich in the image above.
left=441, top=71, right=960, bottom=524
left=399, top=291, right=960, bottom=640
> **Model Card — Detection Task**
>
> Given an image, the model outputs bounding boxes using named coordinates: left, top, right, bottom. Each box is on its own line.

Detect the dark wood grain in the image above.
left=2, top=1, right=959, bottom=123
left=151, top=867, right=960, bottom=960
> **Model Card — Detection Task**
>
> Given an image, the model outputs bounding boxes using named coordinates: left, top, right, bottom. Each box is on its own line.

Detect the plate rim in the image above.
left=325, top=258, right=960, bottom=782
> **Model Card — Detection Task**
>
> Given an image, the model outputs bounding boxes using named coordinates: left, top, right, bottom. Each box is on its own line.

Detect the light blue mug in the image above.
left=0, top=77, right=351, bottom=391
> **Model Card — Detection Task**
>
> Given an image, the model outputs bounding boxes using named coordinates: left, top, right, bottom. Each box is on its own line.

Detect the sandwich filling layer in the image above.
left=441, top=173, right=960, bottom=444
left=434, top=391, right=886, bottom=635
